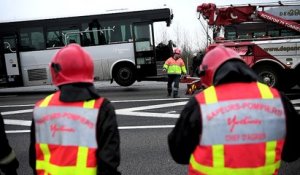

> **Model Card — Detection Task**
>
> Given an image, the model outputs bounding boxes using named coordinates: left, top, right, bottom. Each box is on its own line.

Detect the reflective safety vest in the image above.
left=190, top=82, right=286, bottom=175
left=163, top=57, right=187, bottom=75
left=33, top=91, right=104, bottom=175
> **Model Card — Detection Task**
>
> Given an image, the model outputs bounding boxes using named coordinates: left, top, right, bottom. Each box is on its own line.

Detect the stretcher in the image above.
left=180, top=75, right=203, bottom=95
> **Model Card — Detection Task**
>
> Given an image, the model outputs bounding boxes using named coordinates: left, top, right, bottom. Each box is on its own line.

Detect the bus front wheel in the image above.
left=113, top=64, right=136, bottom=86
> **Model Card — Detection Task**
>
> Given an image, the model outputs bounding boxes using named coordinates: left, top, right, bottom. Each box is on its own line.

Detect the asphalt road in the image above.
left=1, top=81, right=300, bottom=175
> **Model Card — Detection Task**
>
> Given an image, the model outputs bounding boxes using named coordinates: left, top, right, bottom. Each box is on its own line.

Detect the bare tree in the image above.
left=193, top=27, right=207, bottom=51
left=154, top=23, right=169, bottom=45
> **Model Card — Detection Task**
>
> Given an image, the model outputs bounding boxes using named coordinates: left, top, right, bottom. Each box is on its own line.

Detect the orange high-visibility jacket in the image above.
left=189, top=82, right=286, bottom=175
left=33, top=91, right=103, bottom=175
left=163, top=57, right=187, bottom=75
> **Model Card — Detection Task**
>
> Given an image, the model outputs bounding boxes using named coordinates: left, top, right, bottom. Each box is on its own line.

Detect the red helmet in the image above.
left=50, top=44, right=94, bottom=86
left=173, top=48, right=181, bottom=55
left=199, top=45, right=245, bottom=87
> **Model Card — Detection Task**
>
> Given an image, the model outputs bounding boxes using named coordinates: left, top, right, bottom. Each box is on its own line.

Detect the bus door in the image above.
left=133, top=22, right=157, bottom=79
left=0, top=34, right=22, bottom=87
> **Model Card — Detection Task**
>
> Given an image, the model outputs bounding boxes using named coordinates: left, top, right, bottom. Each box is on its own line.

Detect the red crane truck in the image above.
left=196, top=1, right=300, bottom=90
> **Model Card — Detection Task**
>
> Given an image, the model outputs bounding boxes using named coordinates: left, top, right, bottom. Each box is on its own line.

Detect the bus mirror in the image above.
left=3, top=42, right=16, bottom=53
left=4, top=42, right=9, bottom=49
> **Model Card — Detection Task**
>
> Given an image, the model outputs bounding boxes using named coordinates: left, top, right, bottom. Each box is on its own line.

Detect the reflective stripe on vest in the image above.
left=36, top=144, right=96, bottom=175
left=34, top=92, right=103, bottom=175
left=189, top=82, right=286, bottom=175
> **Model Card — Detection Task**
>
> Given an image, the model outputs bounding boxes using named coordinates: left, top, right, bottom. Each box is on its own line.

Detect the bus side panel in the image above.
left=19, top=50, right=55, bottom=86
left=19, top=43, right=135, bottom=86
left=84, top=43, right=135, bottom=80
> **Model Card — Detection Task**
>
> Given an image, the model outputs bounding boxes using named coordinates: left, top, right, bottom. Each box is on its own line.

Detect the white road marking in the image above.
left=111, top=98, right=188, bottom=103
left=119, top=125, right=174, bottom=130
left=0, top=104, right=34, bottom=108
left=2, top=97, right=300, bottom=134
left=117, top=111, right=179, bottom=118
left=1, top=99, right=187, bottom=117
left=1, top=109, right=33, bottom=115
left=116, top=101, right=187, bottom=118
left=1, top=97, right=298, bottom=108
left=4, top=119, right=32, bottom=126
left=291, top=99, right=300, bottom=104
left=6, top=130, right=30, bottom=134
left=0, top=98, right=188, bottom=108
left=6, top=125, right=175, bottom=134
left=166, top=111, right=177, bottom=114
left=2, top=99, right=185, bottom=133
left=117, top=101, right=187, bottom=112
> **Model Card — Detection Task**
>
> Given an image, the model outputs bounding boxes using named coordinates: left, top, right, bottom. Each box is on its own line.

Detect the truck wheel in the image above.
left=254, top=66, right=280, bottom=88
left=113, top=64, right=136, bottom=86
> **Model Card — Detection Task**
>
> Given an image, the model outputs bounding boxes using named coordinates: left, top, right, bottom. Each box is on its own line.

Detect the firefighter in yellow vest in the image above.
left=0, top=113, right=19, bottom=175
left=163, top=48, right=187, bottom=98
left=168, top=46, right=300, bottom=175
left=29, top=44, right=121, bottom=175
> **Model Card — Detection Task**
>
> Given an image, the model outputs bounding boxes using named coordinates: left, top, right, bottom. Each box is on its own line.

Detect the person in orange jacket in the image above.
left=29, top=44, right=121, bottom=175
left=168, top=46, right=300, bottom=175
left=163, top=48, right=187, bottom=98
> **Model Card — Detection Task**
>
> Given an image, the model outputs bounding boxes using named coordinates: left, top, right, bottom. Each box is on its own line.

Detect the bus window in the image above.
left=122, top=24, right=132, bottom=41
left=20, top=27, right=45, bottom=51
left=46, top=29, right=64, bottom=48
left=102, top=21, right=122, bottom=44
left=109, top=25, right=122, bottom=43
left=81, top=20, right=107, bottom=46
left=134, top=24, right=153, bottom=52
left=85, top=27, right=100, bottom=46
left=81, top=24, right=94, bottom=46
left=102, top=20, right=134, bottom=44
left=134, top=25, right=151, bottom=42
left=62, top=29, right=80, bottom=45
left=81, top=20, right=133, bottom=46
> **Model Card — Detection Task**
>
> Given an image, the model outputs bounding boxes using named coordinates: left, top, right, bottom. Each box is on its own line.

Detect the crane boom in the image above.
left=197, top=2, right=300, bottom=33
left=257, top=11, right=300, bottom=32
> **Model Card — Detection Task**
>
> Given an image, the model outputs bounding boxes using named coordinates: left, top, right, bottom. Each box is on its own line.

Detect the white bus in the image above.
left=0, top=6, right=173, bottom=87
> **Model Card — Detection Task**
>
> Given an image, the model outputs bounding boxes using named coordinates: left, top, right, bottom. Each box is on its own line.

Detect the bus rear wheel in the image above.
left=113, top=64, right=136, bottom=86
